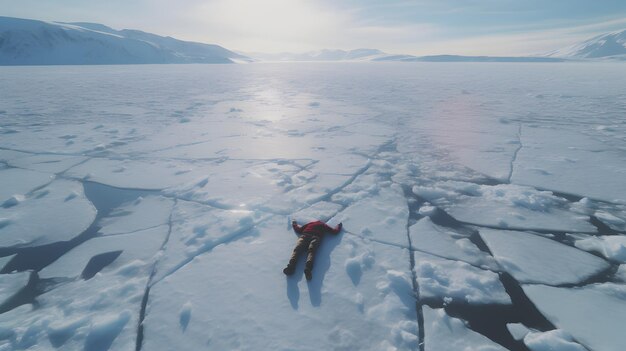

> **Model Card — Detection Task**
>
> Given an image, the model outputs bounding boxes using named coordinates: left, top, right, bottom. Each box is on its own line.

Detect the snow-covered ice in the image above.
left=409, top=217, right=498, bottom=270
left=575, top=234, right=626, bottom=263
left=480, top=228, right=610, bottom=285
left=506, top=323, right=531, bottom=341
left=0, top=168, right=53, bottom=203
left=7, top=154, right=87, bottom=174
left=0, top=179, right=96, bottom=247
left=143, top=217, right=418, bottom=351
left=414, top=252, right=510, bottom=305
left=39, top=225, right=168, bottom=279
left=334, top=184, right=409, bottom=246
left=523, top=283, right=626, bottom=351
left=512, top=127, right=626, bottom=203
left=98, top=196, right=174, bottom=236
left=0, top=255, right=15, bottom=271
left=0, top=272, right=30, bottom=306
left=150, top=199, right=263, bottom=283
left=413, top=182, right=595, bottom=232
left=523, top=329, right=587, bottom=351
left=423, top=306, right=507, bottom=351
left=1, top=62, right=625, bottom=350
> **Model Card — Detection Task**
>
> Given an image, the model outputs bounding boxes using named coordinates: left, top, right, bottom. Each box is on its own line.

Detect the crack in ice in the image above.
left=507, top=123, right=523, bottom=184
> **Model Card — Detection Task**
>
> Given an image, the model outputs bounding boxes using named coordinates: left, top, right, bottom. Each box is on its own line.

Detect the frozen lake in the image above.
left=0, top=62, right=625, bottom=351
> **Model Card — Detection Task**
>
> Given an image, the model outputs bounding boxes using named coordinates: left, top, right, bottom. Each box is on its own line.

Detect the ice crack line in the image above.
left=400, top=185, right=425, bottom=351
left=507, top=123, right=523, bottom=183
left=407, top=220, right=425, bottom=351
left=135, top=199, right=176, bottom=351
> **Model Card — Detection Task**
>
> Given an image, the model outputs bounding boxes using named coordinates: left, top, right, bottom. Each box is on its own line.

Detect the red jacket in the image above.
left=292, top=220, right=342, bottom=237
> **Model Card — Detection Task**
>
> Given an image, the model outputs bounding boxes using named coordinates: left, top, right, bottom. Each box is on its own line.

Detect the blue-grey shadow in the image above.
left=307, top=232, right=344, bottom=307
left=285, top=229, right=305, bottom=310
left=286, top=256, right=305, bottom=310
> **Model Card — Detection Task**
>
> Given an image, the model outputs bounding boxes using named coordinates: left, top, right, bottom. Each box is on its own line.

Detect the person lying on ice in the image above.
left=283, top=220, right=343, bottom=281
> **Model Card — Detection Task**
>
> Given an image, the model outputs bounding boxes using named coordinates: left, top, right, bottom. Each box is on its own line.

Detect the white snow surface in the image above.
left=0, top=168, right=53, bottom=203
left=98, top=196, right=174, bottom=235
left=39, top=225, right=168, bottom=279
left=511, top=127, right=626, bottom=203
left=0, top=179, right=96, bottom=247
left=413, top=182, right=595, bottom=232
left=423, top=306, right=507, bottom=351
left=144, top=217, right=419, bottom=351
left=334, top=184, right=409, bottom=246
left=575, top=235, right=626, bottom=263
left=414, top=252, right=510, bottom=305
left=0, top=62, right=625, bottom=350
left=0, top=255, right=14, bottom=271
left=0, top=272, right=30, bottom=305
left=409, top=217, right=498, bottom=270
left=523, top=329, right=587, bottom=351
left=7, top=154, right=87, bottom=174
left=506, top=323, right=531, bottom=340
left=480, top=228, right=609, bottom=285
left=523, top=283, right=626, bottom=351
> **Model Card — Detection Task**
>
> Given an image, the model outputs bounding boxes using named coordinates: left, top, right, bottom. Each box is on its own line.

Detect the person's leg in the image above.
left=284, top=236, right=309, bottom=275
left=304, top=237, right=321, bottom=280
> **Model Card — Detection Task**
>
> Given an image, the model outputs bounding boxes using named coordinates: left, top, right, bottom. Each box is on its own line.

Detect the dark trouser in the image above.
left=288, top=234, right=321, bottom=271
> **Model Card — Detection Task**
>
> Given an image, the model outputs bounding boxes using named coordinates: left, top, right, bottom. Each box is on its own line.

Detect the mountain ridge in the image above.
left=1, top=16, right=624, bottom=65
left=548, top=29, right=626, bottom=60
left=0, top=16, right=249, bottom=65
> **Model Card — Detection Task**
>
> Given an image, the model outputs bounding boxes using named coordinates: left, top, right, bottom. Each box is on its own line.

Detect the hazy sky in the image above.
left=2, top=0, right=626, bottom=55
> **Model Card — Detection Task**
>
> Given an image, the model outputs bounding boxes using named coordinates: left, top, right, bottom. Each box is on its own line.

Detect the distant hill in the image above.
left=248, top=48, right=387, bottom=62
left=3, top=15, right=623, bottom=65
left=548, top=29, right=626, bottom=60
left=249, top=50, right=565, bottom=63
left=0, top=17, right=250, bottom=65
left=373, top=55, right=565, bottom=63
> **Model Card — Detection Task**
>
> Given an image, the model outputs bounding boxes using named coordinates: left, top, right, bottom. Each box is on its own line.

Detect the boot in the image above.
left=283, top=260, right=296, bottom=276
left=304, top=261, right=313, bottom=281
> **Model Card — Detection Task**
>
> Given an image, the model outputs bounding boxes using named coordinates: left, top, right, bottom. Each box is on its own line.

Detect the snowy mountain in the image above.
left=248, top=48, right=387, bottom=61
left=373, top=54, right=565, bottom=62
left=0, top=17, right=250, bottom=65
left=249, top=49, right=565, bottom=63
left=549, top=29, right=626, bottom=60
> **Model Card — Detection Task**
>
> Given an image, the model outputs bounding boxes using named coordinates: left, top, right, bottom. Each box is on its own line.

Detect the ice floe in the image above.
left=409, top=217, right=499, bottom=270
left=480, top=228, right=610, bottom=285
left=7, top=154, right=87, bottom=174
left=39, top=225, right=168, bottom=279
left=523, top=283, right=626, bottom=351
left=512, top=127, right=626, bottom=203
left=0, top=272, right=30, bottom=307
left=423, top=306, right=507, bottom=351
left=0, top=168, right=53, bottom=203
left=574, top=234, right=626, bottom=263
left=334, top=184, right=409, bottom=246
left=98, top=196, right=174, bottom=236
left=151, top=200, right=264, bottom=283
left=414, top=182, right=595, bottom=232
left=523, top=329, right=586, bottom=351
left=414, top=252, right=510, bottom=305
left=0, top=254, right=15, bottom=271
left=0, top=180, right=96, bottom=247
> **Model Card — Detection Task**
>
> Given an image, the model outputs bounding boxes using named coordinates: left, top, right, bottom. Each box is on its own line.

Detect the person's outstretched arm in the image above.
left=330, top=223, right=342, bottom=234
left=292, top=220, right=304, bottom=234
